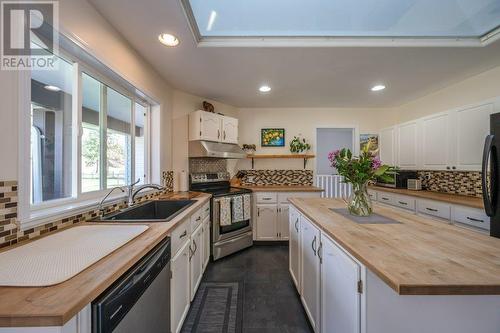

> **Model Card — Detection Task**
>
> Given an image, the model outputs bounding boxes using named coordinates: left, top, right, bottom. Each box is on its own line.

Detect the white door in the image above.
left=256, top=204, right=278, bottom=240
left=300, top=216, right=321, bottom=331
left=222, top=116, right=238, bottom=144
left=190, top=224, right=203, bottom=300
left=421, top=112, right=451, bottom=170
left=200, top=112, right=222, bottom=142
left=289, top=206, right=301, bottom=290
left=397, top=121, right=418, bottom=169
left=279, top=204, right=290, bottom=240
left=454, top=103, right=493, bottom=171
left=321, top=234, right=361, bottom=333
left=171, top=241, right=191, bottom=333
left=202, top=217, right=210, bottom=270
left=379, top=126, right=395, bottom=165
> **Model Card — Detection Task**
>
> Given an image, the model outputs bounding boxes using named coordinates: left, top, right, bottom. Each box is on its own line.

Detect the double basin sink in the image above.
left=100, top=200, right=196, bottom=223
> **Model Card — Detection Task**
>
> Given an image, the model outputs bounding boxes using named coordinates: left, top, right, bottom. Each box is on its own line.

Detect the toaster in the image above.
left=407, top=179, right=422, bottom=191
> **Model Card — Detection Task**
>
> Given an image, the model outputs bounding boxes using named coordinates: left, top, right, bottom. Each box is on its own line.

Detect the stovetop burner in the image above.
left=198, top=186, right=252, bottom=197
left=189, top=172, right=252, bottom=197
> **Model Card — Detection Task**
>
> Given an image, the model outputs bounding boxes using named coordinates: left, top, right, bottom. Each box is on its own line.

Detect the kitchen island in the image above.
left=288, top=197, right=500, bottom=333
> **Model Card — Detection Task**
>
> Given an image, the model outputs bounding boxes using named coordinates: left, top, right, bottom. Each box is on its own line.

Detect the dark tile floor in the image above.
left=201, top=245, right=313, bottom=333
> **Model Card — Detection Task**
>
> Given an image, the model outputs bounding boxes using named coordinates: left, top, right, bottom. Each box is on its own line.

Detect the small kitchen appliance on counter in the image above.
left=190, top=172, right=253, bottom=260
left=407, top=179, right=422, bottom=191
left=376, top=170, right=418, bottom=189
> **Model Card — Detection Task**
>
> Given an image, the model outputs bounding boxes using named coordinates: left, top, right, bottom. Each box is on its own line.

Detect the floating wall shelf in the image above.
left=246, top=154, right=315, bottom=169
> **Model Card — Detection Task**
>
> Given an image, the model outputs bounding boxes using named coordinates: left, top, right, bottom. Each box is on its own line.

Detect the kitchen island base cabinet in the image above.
left=289, top=206, right=301, bottom=290
left=171, top=240, right=191, bottom=333
left=300, top=216, right=321, bottom=332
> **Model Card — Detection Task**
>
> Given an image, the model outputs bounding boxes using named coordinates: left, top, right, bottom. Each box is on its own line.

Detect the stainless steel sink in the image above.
left=100, top=200, right=196, bottom=222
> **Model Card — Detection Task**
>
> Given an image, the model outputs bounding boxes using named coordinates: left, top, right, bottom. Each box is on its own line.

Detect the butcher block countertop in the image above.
left=289, top=197, right=500, bottom=296
left=0, top=192, right=211, bottom=327
left=369, top=185, right=484, bottom=209
left=239, top=185, right=324, bottom=192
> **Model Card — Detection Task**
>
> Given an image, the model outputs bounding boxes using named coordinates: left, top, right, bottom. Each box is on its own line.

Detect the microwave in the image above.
left=376, top=170, right=418, bottom=189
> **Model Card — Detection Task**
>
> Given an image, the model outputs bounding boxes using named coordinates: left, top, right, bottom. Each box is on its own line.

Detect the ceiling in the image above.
left=89, top=0, right=500, bottom=108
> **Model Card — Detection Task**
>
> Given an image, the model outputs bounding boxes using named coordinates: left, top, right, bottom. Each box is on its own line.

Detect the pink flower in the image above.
left=328, top=150, right=340, bottom=163
left=371, top=157, right=382, bottom=170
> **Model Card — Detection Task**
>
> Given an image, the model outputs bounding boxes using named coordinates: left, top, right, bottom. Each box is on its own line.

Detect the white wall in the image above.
left=172, top=90, right=239, bottom=189
left=235, top=107, right=395, bottom=171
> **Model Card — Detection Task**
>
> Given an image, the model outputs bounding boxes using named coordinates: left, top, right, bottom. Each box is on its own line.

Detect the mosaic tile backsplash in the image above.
left=189, top=158, right=227, bottom=173
left=418, top=170, right=482, bottom=197
left=0, top=171, right=174, bottom=249
left=240, top=170, right=314, bottom=186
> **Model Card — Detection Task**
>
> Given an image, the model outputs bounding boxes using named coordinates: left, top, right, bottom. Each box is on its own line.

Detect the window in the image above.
left=22, top=33, right=155, bottom=224
left=30, top=54, right=74, bottom=204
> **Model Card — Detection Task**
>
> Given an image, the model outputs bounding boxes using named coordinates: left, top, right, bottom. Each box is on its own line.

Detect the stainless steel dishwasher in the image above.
left=92, top=237, right=171, bottom=333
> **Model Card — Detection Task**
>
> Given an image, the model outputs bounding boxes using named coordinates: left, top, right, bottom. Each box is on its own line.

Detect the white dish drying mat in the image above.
left=0, top=225, right=149, bottom=287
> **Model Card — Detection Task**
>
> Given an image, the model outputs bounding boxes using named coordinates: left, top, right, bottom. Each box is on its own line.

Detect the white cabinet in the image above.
left=379, top=126, right=396, bottom=165
left=171, top=240, right=191, bottom=333
left=454, top=103, right=493, bottom=171
left=321, top=233, right=361, bottom=333
left=189, top=110, right=239, bottom=144
left=300, top=216, right=321, bottom=331
left=421, top=112, right=452, bottom=170
left=452, top=206, right=490, bottom=231
left=202, top=217, right=210, bottom=270
left=417, top=199, right=451, bottom=221
left=256, top=204, right=278, bottom=240
left=221, top=116, right=238, bottom=144
left=278, top=204, right=290, bottom=240
left=289, top=206, right=301, bottom=290
left=397, top=121, right=418, bottom=169
left=190, top=223, right=203, bottom=300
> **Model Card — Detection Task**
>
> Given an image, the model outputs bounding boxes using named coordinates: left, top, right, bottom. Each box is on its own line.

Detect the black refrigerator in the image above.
left=483, top=112, right=500, bottom=238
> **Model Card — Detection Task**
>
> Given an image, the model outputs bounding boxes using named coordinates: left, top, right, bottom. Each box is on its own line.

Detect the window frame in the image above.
left=18, top=37, right=154, bottom=229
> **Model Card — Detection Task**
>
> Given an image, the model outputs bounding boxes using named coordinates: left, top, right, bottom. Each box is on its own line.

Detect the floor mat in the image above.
left=182, top=282, right=243, bottom=333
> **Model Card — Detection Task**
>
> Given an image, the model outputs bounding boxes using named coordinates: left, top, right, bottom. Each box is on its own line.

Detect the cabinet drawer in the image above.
left=417, top=200, right=451, bottom=220
left=377, top=192, right=396, bottom=205
left=171, top=219, right=191, bottom=255
left=201, top=201, right=210, bottom=219
left=191, top=208, right=204, bottom=232
left=393, top=195, right=416, bottom=211
left=255, top=192, right=277, bottom=204
left=453, top=206, right=490, bottom=231
left=278, top=192, right=320, bottom=203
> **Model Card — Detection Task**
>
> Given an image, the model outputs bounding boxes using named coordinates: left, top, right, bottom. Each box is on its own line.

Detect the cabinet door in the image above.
left=421, top=112, right=451, bottom=170
left=300, top=216, right=321, bottom=331
left=190, top=224, right=203, bottom=300
left=454, top=103, right=493, bottom=171
left=379, top=127, right=395, bottom=165
left=200, top=111, right=222, bottom=142
left=202, top=217, right=210, bottom=270
left=397, top=121, right=418, bottom=169
left=279, top=204, right=290, bottom=240
left=289, top=206, right=301, bottom=290
left=171, top=241, right=191, bottom=333
left=321, top=234, right=361, bottom=333
left=256, top=204, right=278, bottom=240
left=222, top=116, right=238, bottom=144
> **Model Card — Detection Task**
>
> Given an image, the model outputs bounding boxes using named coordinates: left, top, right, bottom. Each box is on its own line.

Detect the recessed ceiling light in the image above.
left=371, top=84, right=386, bottom=92
left=259, top=85, right=271, bottom=93
left=44, top=85, right=61, bottom=92
left=158, top=33, right=180, bottom=47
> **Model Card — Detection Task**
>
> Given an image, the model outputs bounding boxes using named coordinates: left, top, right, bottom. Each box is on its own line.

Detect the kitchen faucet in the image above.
left=127, top=179, right=165, bottom=206
left=98, top=186, right=125, bottom=217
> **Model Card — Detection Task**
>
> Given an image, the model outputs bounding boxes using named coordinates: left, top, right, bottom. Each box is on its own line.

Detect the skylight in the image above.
left=183, top=0, right=500, bottom=46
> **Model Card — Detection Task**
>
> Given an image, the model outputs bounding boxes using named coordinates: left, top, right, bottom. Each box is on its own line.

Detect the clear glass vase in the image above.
left=346, top=182, right=373, bottom=216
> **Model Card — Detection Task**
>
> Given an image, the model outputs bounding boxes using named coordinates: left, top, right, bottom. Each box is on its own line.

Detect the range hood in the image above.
left=189, top=141, right=247, bottom=159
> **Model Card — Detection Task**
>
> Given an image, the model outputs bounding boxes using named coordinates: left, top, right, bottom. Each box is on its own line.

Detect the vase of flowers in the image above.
left=328, top=140, right=392, bottom=216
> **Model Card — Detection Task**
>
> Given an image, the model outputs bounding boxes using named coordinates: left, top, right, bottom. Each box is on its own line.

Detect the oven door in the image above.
left=212, top=196, right=253, bottom=243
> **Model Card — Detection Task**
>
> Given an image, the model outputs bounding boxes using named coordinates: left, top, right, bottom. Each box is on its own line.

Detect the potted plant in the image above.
left=328, top=140, right=393, bottom=216
left=290, top=135, right=311, bottom=154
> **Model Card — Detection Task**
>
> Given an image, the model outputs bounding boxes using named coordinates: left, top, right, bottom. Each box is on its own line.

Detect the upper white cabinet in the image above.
left=396, top=120, right=418, bottom=169
left=189, top=110, right=239, bottom=144
left=379, top=126, right=396, bottom=165
left=421, top=112, right=452, bottom=170
left=454, top=103, right=493, bottom=171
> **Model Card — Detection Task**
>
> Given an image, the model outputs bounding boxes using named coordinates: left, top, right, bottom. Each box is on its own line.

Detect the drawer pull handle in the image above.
left=467, top=217, right=484, bottom=223
left=295, top=218, right=299, bottom=233
left=398, top=201, right=408, bottom=205
left=312, top=236, right=317, bottom=256
left=426, top=208, right=438, bottom=212
left=317, top=241, right=323, bottom=264
left=262, top=198, right=272, bottom=201
left=196, top=216, right=201, bottom=221
left=180, top=230, right=187, bottom=238
left=205, top=207, right=210, bottom=212
left=382, top=197, right=389, bottom=201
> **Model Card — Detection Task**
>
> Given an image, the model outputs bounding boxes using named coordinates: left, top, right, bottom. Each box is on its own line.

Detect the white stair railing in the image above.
left=315, top=174, right=352, bottom=199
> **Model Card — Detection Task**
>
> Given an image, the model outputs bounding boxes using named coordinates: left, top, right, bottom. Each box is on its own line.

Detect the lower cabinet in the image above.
left=256, top=204, right=278, bottom=240
left=300, top=215, right=321, bottom=331
left=321, top=233, right=361, bottom=333
left=202, top=217, right=210, bottom=270
left=289, top=206, right=301, bottom=290
left=190, top=223, right=204, bottom=301
left=171, top=240, right=191, bottom=333
left=278, top=204, right=290, bottom=240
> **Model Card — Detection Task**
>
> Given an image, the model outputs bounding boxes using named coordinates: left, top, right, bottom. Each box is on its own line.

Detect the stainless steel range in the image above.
left=190, top=172, right=253, bottom=260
